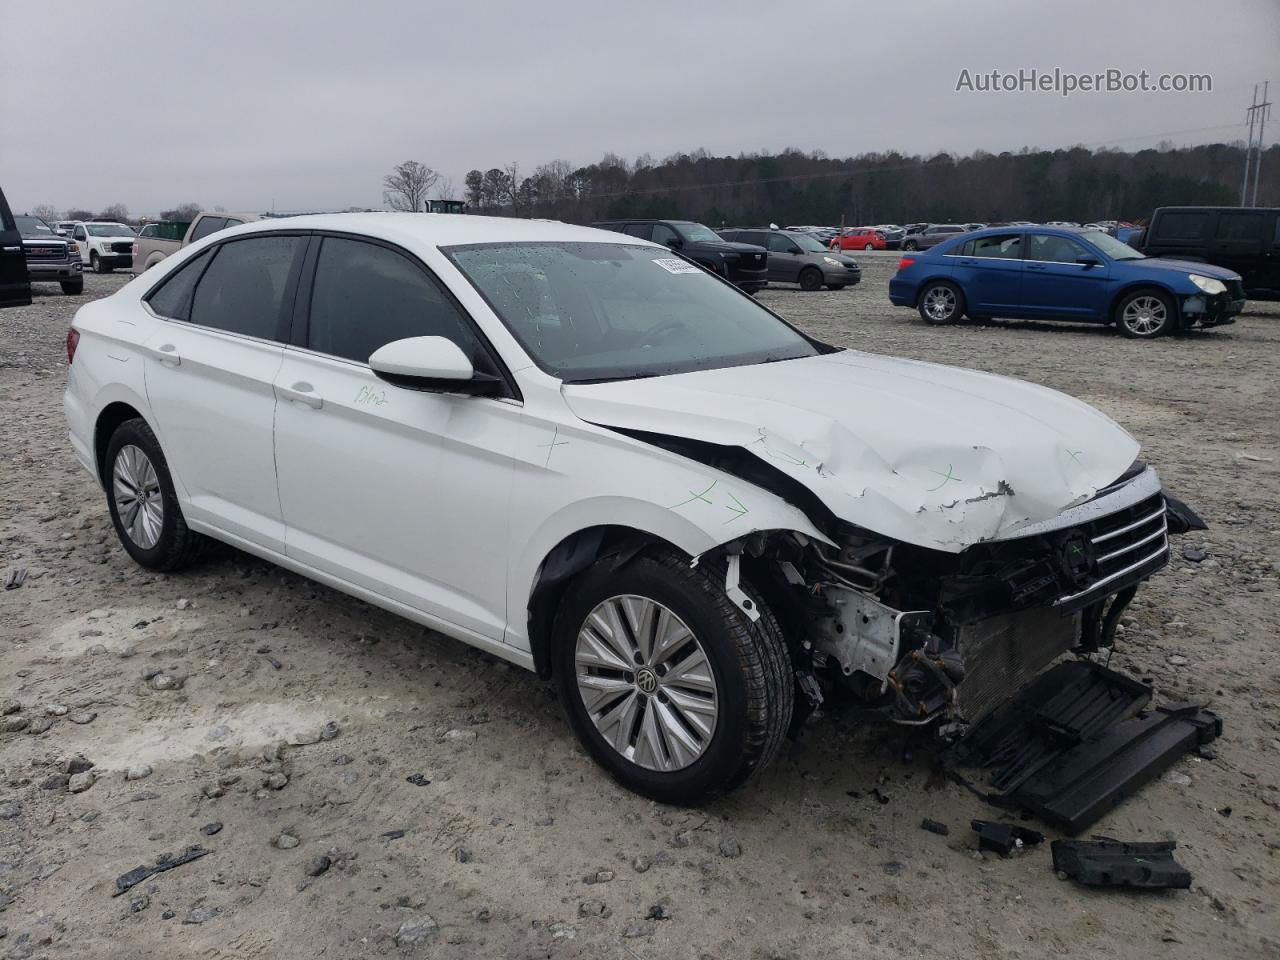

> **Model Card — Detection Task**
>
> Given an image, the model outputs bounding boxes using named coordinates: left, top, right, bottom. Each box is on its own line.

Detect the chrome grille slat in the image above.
left=1055, top=541, right=1169, bottom=607
left=1091, top=504, right=1167, bottom=544
left=1096, top=521, right=1167, bottom=564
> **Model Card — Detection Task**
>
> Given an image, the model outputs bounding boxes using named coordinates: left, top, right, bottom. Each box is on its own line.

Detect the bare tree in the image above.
left=160, top=203, right=201, bottom=222
left=31, top=204, right=59, bottom=223
left=382, top=161, right=440, bottom=212
left=435, top=175, right=456, bottom=202
left=100, top=203, right=130, bottom=223
left=65, top=208, right=94, bottom=222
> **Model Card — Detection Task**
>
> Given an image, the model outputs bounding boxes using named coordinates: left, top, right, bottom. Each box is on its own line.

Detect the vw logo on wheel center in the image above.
left=635, top=667, right=659, bottom=694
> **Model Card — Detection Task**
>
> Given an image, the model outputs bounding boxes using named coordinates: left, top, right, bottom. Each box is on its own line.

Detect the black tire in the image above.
left=798, top=267, right=823, bottom=292
left=60, top=278, right=84, bottom=295
left=103, top=418, right=206, bottom=571
left=863, top=243, right=874, bottom=251
left=917, top=280, right=965, bottom=325
left=1115, top=288, right=1175, bottom=339
left=90, top=252, right=102, bottom=274
left=902, top=239, right=919, bottom=251
left=554, top=549, right=792, bottom=805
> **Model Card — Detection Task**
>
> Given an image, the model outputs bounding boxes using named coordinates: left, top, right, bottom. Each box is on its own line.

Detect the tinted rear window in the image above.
left=1154, top=212, right=1208, bottom=241
left=188, top=236, right=303, bottom=340
left=188, top=217, right=227, bottom=242
left=1215, top=212, right=1263, bottom=242
left=146, top=250, right=211, bottom=321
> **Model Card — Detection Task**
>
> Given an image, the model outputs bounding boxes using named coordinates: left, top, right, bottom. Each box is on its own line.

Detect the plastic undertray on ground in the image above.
left=949, top=659, right=1222, bottom=834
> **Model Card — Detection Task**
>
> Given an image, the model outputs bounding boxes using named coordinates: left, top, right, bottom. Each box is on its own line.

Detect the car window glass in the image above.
left=307, top=237, right=481, bottom=365
left=971, top=234, right=1022, bottom=259
left=1215, top=212, right=1262, bottom=242
left=1027, top=234, right=1086, bottom=263
left=766, top=234, right=795, bottom=253
left=189, top=236, right=303, bottom=339
left=957, top=239, right=974, bottom=256
left=224, top=218, right=244, bottom=229
left=651, top=224, right=680, bottom=246
left=188, top=217, right=227, bottom=242
left=620, top=223, right=650, bottom=239
left=1155, top=212, right=1207, bottom=240
left=139, top=225, right=155, bottom=238
left=74, top=226, right=86, bottom=240
left=145, top=250, right=212, bottom=321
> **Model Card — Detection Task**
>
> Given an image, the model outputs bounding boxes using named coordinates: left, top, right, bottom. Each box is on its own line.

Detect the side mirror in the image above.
left=368, top=336, right=502, bottom=396
left=1076, top=256, right=1100, bottom=268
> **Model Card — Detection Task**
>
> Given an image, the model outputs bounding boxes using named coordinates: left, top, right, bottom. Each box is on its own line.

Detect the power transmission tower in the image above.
left=1242, top=82, right=1272, bottom=206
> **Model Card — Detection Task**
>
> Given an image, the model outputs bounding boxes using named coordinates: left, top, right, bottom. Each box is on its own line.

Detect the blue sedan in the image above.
left=888, top=226, right=1245, bottom=339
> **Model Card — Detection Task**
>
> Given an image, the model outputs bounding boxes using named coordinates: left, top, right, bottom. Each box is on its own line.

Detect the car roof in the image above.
left=211, top=212, right=660, bottom=250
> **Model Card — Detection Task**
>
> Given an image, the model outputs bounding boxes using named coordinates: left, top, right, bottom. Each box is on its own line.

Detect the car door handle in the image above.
left=281, top=382, right=323, bottom=409
left=1026, top=264, right=1047, bottom=271
left=143, top=343, right=181, bottom=366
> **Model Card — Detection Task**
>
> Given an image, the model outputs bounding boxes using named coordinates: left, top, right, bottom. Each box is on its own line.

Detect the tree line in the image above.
left=438, top=142, right=1277, bottom=226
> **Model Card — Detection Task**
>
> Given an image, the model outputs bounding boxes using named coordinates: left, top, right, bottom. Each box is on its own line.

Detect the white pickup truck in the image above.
left=130, top=211, right=259, bottom=275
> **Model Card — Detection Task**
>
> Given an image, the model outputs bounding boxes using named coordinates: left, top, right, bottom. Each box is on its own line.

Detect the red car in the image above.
left=830, top=227, right=886, bottom=251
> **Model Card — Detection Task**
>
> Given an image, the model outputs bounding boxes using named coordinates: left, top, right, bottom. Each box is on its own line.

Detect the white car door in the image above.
left=72, top=224, right=88, bottom=261
left=272, top=234, right=519, bottom=641
left=140, top=233, right=308, bottom=553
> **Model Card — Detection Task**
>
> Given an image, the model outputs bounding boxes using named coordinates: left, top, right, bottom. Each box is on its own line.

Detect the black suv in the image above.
left=1141, top=206, right=1280, bottom=299
left=14, top=216, right=83, bottom=295
left=592, top=219, right=769, bottom=293
left=0, top=185, right=31, bottom=307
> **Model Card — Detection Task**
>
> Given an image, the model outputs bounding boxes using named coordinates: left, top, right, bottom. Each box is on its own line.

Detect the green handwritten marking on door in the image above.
left=723, top=492, right=749, bottom=523
left=926, top=464, right=962, bottom=492
left=1067, top=449, right=1085, bottom=464
left=355, top=385, right=388, bottom=407
left=668, top=479, right=717, bottom=509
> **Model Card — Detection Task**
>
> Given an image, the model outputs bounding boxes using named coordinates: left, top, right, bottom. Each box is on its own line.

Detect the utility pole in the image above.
left=1242, top=82, right=1273, bottom=206
left=1251, top=81, right=1271, bottom=206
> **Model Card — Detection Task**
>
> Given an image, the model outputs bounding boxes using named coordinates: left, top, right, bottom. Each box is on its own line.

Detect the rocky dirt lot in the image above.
left=1, top=260, right=1278, bottom=960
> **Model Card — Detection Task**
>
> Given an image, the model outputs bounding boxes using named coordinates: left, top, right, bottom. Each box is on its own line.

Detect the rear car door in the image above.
left=1146, top=210, right=1209, bottom=262
left=1020, top=233, right=1112, bottom=318
left=272, top=234, right=519, bottom=640
left=946, top=233, right=1025, bottom=312
left=141, top=233, right=307, bottom=552
left=0, top=187, right=31, bottom=307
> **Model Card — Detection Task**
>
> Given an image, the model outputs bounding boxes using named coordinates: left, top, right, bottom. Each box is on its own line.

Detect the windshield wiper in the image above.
left=567, top=371, right=665, bottom=385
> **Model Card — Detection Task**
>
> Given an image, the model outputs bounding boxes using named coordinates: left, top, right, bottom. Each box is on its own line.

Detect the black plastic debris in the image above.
left=951, top=660, right=1222, bottom=833
left=3, top=568, right=26, bottom=591
left=113, top=845, right=210, bottom=896
left=920, top=818, right=950, bottom=836
left=1051, top=839, right=1191, bottom=889
left=971, top=820, right=1044, bottom=856
left=405, top=774, right=431, bottom=787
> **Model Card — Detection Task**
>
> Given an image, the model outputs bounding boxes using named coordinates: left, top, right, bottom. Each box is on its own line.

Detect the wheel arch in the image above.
left=93, top=399, right=153, bottom=487
left=1108, top=281, right=1181, bottom=324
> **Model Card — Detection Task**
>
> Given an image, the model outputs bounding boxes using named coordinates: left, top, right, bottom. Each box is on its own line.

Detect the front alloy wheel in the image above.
left=574, top=595, right=718, bottom=771
left=1117, top=291, right=1173, bottom=339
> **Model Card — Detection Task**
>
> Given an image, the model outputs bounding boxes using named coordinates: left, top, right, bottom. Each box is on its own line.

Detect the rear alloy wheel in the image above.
left=864, top=243, right=874, bottom=251
left=798, top=267, right=823, bottom=291
left=104, top=418, right=206, bottom=571
left=902, top=239, right=919, bottom=251
left=918, top=281, right=964, bottom=325
left=1116, top=290, right=1174, bottom=339
left=555, top=550, right=792, bottom=805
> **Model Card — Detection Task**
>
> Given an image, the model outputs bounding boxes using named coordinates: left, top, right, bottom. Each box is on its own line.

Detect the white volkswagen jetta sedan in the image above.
left=64, top=214, right=1202, bottom=804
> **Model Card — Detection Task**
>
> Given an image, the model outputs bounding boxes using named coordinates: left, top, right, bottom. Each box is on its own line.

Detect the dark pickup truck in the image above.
left=1140, top=206, right=1280, bottom=299
left=14, top=215, right=82, bottom=295
left=592, top=219, right=769, bottom=293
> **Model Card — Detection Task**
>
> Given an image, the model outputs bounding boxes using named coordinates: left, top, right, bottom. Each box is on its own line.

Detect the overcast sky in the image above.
left=4, top=0, right=1277, bottom=215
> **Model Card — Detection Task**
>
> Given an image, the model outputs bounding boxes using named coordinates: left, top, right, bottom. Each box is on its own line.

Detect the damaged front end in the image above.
left=735, top=462, right=1204, bottom=733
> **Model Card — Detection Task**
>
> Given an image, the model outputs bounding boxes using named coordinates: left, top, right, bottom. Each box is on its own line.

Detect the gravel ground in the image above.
left=1, top=261, right=1278, bottom=959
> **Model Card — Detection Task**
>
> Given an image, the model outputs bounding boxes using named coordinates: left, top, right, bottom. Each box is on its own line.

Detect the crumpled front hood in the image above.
left=562, top=350, right=1139, bottom=552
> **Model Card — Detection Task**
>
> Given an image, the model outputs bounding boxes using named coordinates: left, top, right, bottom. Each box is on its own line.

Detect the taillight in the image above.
left=897, top=257, right=916, bottom=271
left=66, top=328, right=80, bottom=364
left=132, top=242, right=139, bottom=257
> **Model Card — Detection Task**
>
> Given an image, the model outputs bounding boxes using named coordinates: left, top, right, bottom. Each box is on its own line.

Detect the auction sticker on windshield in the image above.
left=653, top=257, right=701, bottom=274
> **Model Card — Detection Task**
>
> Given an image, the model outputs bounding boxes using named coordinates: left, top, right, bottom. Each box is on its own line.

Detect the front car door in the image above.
left=1020, top=233, right=1112, bottom=319
left=272, top=234, right=519, bottom=641
left=762, top=232, right=802, bottom=281
left=1207, top=209, right=1267, bottom=291
left=72, top=224, right=88, bottom=262
left=945, top=232, right=1025, bottom=313
left=140, top=233, right=307, bottom=552
left=0, top=188, right=31, bottom=307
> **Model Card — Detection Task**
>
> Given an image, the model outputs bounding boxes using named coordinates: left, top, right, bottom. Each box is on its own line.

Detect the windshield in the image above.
left=791, top=233, right=828, bottom=253
left=86, top=223, right=135, bottom=237
left=675, top=222, right=723, bottom=244
left=447, top=241, right=821, bottom=383
left=1083, top=230, right=1144, bottom=261
left=14, top=216, right=58, bottom=239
